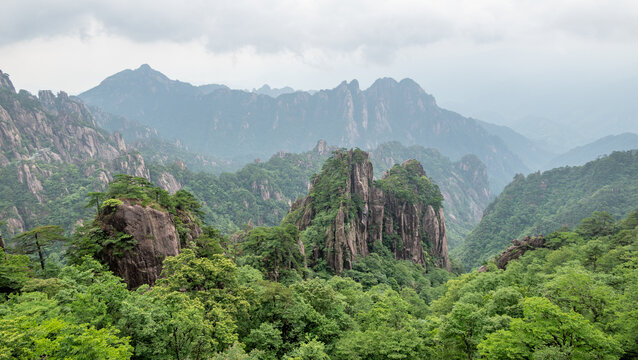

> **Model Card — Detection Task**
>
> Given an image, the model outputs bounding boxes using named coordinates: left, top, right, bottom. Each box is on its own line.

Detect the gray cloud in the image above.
left=3, top=0, right=637, bottom=64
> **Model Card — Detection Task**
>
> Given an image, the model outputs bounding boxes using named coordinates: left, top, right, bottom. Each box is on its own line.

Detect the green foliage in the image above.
left=13, top=225, right=67, bottom=270
left=457, top=150, right=638, bottom=269
left=431, top=210, right=638, bottom=359
left=478, top=297, right=621, bottom=359
left=0, top=292, right=133, bottom=360
left=241, top=224, right=304, bottom=282
left=375, top=161, right=443, bottom=209
left=101, top=198, right=123, bottom=213
left=0, top=250, right=32, bottom=295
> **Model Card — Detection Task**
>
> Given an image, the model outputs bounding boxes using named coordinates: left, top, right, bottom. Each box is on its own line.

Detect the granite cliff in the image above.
left=85, top=177, right=203, bottom=289
left=97, top=200, right=183, bottom=288
left=289, top=149, right=450, bottom=274
left=0, top=70, right=182, bottom=236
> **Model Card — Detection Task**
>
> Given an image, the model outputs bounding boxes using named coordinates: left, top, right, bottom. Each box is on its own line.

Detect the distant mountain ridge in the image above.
left=544, top=132, right=638, bottom=170
left=79, top=64, right=528, bottom=192
left=1, top=69, right=491, bottom=250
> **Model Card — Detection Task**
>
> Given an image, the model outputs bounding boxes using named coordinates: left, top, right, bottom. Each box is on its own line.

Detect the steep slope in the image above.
left=456, top=150, right=638, bottom=269
left=544, top=132, right=638, bottom=170
left=73, top=176, right=203, bottom=289
left=0, top=68, right=491, bottom=248
left=80, top=65, right=526, bottom=191
left=286, top=149, right=450, bottom=273
left=0, top=70, right=168, bottom=236
left=369, top=142, right=490, bottom=250
left=89, top=106, right=237, bottom=173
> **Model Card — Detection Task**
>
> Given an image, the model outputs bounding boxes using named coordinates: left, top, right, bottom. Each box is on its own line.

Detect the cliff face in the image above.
left=0, top=70, right=170, bottom=236
left=97, top=200, right=200, bottom=288
left=291, top=149, right=450, bottom=273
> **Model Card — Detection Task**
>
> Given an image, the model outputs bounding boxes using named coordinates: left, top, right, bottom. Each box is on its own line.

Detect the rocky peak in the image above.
left=98, top=200, right=181, bottom=289
left=313, top=139, right=331, bottom=155
left=0, top=70, right=15, bottom=93
left=97, top=198, right=202, bottom=289
left=290, top=149, right=450, bottom=273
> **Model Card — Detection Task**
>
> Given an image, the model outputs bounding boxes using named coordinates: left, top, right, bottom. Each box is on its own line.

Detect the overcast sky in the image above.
left=2, top=0, right=638, bottom=147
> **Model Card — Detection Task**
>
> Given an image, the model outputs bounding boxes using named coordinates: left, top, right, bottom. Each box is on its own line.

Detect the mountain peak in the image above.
left=0, top=69, right=16, bottom=93
left=370, top=77, right=399, bottom=89
left=398, top=78, right=423, bottom=92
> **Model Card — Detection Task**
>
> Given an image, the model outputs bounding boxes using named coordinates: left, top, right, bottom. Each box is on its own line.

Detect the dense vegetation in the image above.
left=457, top=150, right=638, bottom=269
left=153, top=147, right=329, bottom=234
left=376, top=160, right=443, bottom=210
left=1, top=173, right=636, bottom=359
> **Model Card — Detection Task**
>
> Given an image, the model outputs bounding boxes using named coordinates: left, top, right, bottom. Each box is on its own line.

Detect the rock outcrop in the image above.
left=0, top=70, right=15, bottom=92
left=290, top=149, right=450, bottom=273
left=97, top=200, right=200, bottom=289
left=478, top=235, right=546, bottom=272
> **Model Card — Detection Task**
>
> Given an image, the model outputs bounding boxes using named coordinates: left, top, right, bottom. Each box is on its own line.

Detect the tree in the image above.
left=157, top=250, right=247, bottom=352
left=0, top=292, right=132, bottom=360
left=576, top=211, right=617, bottom=239
left=14, top=225, right=66, bottom=270
left=543, top=265, right=614, bottom=323
left=478, top=297, right=621, bottom=359
left=438, top=302, right=489, bottom=360
left=0, top=250, right=31, bottom=294
left=243, top=224, right=303, bottom=281
left=285, top=339, right=330, bottom=360
left=85, top=191, right=105, bottom=216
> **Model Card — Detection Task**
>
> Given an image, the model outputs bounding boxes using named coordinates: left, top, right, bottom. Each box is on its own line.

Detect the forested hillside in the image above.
left=1, top=172, right=636, bottom=358
left=456, top=150, right=638, bottom=269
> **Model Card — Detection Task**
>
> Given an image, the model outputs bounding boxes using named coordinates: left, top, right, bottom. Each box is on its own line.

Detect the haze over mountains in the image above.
left=79, top=65, right=638, bottom=194
left=79, top=64, right=529, bottom=192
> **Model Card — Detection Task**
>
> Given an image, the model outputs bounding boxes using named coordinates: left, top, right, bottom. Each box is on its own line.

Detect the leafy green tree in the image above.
left=543, top=265, right=614, bottom=323
left=85, top=191, right=105, bottom=215
left=243, top=224, right=304, bottom=282
left=54, top=257, right=130, bottom=329
left=284, top=339, right=331, bottom=360
left=437, top=302, right=490, bottom=360
left=478, top=297, right=621, bottom=359
left=0, top=250, right=31, bottom=295
left=14, top=225, right=66, bottom=270
left=157, top=250, right=247, bottom=352
left=576, top=211, right=617, bottom=239
left=0, top=292, right=132, bottom=360
left=244, top=322, right=283, bottom=359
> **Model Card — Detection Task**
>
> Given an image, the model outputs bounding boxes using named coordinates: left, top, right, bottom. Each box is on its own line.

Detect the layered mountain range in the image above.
left=0, top=69, right=490, bottom=253
left=79, top=64, right=528, bottom=192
